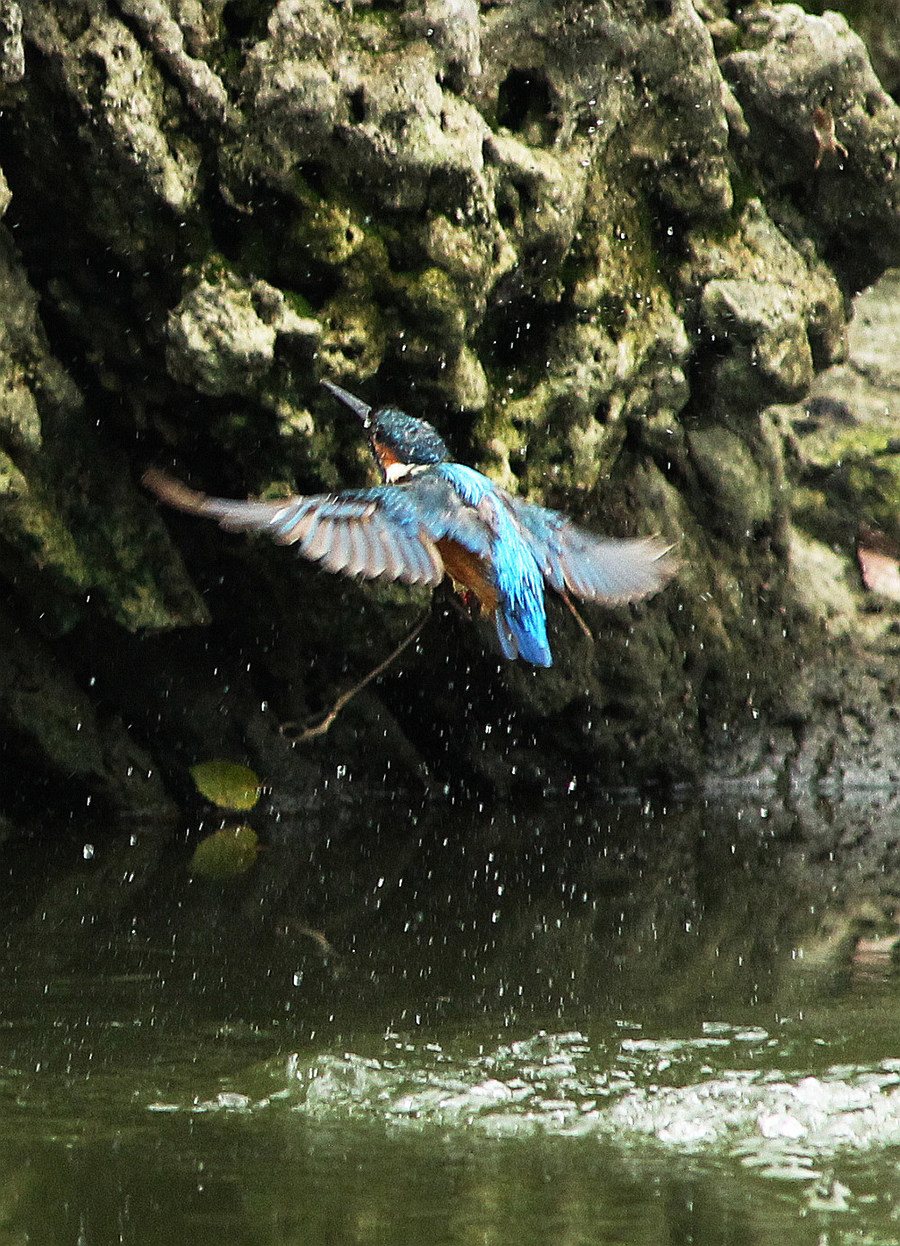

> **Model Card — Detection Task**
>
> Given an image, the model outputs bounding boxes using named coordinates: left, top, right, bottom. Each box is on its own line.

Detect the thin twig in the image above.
left=560, top=589, right=594, bottom=641
left=285, top=611, right=430, bottom=741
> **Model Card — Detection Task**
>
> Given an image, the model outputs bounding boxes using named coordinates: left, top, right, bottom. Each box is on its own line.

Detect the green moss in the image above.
left=838, top=457, right=900, bottom=539
left=391, top=267, right=467, bottom=340
left=283, top=289, right=314, bottom=318
left=792, top=417, right=900, bottom=550
left=727, top=162, right=762, bottom=220
left=301, top=203, right=374, bottom=268
left=794, top=424, right=900, bottom=471
left=688, top=426, right=774, bottom=537
left=0, top=472, right=88, bottom=582
left=566, top=170, right=666, bottom=306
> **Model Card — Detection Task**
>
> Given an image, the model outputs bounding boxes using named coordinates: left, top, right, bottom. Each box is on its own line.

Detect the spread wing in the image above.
left=143, top=468, right=444, bottom=587
left=505, top=494, right=677, bottom=604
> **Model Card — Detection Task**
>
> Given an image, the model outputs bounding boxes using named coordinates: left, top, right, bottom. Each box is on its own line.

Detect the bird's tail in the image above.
left=494, top=604, right=552, bottom=667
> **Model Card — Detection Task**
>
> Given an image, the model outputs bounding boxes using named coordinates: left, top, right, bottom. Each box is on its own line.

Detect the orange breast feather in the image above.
left=436, top=538, right=499, bottom=612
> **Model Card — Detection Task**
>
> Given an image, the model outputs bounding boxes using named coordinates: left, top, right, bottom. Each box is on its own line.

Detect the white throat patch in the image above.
left=385, top=460, right=416, bottom=483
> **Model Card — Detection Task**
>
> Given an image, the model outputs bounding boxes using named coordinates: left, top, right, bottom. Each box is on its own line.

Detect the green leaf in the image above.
left=190, top=761, right=261, bottom=810
left=190, top=825, right=260, bottom=879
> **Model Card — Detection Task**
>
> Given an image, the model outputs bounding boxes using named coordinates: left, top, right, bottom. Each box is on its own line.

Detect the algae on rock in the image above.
left=0, top=0, right=898, bottom=825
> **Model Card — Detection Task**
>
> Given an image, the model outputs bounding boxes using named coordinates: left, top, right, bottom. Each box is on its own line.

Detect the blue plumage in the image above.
left=144, top=381, right=676, bottom=667
left=435, top=464, right=551, bottom=666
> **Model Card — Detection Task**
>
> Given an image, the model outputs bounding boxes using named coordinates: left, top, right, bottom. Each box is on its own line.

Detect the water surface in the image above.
left=1, top=793, right=899, bottom=1244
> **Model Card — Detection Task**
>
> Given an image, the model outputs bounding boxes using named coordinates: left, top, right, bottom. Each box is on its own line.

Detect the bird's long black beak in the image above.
left=321, top=379, right=373, bottom=428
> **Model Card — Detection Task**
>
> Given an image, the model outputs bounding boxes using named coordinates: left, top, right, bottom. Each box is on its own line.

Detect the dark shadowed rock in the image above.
left=0, top=0, right=898, bottom=827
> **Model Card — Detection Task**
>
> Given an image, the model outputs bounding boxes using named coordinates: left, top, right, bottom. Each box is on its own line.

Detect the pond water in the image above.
left=1, top=792, right=900, bottom=1244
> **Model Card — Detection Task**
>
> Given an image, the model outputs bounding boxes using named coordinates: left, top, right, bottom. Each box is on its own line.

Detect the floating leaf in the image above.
left=190, top=825, right=260, bottom=879
left=190, top=761, right=261, bottom=810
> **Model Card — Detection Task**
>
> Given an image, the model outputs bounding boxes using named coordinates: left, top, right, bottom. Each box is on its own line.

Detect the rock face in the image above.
left=0, top=0, right=898, bottom=821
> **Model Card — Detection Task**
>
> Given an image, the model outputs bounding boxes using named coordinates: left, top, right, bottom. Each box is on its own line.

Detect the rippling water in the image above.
left=1, top=792, right=899, bottom=1244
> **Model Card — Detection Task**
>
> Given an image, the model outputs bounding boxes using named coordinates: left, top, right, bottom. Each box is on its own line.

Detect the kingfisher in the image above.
left=144, top=380, right=676, bottom=666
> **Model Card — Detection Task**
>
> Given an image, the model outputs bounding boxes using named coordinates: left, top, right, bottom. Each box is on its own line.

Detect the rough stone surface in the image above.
left=166, top=267, right=321, bottom=399
left=0, top=0, right=898, bottom=828
left=723, top=5, right=900, bottom=288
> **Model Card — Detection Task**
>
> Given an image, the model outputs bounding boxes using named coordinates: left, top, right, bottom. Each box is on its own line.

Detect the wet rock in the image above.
left=0, top=0, right=899, bottom=823
left=687, top=426, right=775, bottom=538
left=680, top=198, right=846, bottom=419
left=723, top=5, right=900, bottom=287
left=0, top=0, right=22, bottom=86
left=702, top=278, right=815, bottom=404
left=788, top=530, right=859, bottom=637
left=715, top=266, right=900, bottom=792
left=116, top=0, right=232, bottom=125
left=166, top=266, right=321, bottom=399
left=26, top=7, right=202, bottom=220
left=629, top=0, right=733, bottom=217
left=0, top=600, right=175, bottom=818
left=401, top=0, right=482, bottom=87
left=239, top=0, right=345, bottom=170
left=844, top=0, right=900, bottom=96
left=167, top=271, right=279, bottom=397
left=781, top=268, right=900, bottom=559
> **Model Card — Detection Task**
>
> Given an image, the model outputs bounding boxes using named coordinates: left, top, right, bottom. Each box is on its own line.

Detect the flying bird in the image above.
left=144, top=380, right=676, bottom=666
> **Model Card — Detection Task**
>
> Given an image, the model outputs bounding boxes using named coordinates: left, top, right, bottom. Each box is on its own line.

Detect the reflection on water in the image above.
left=0, top=794, right=899, bottom=1243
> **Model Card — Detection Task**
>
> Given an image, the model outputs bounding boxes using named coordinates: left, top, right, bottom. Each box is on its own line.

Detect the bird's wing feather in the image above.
left=504, top=495, right=676, bottom=604
left=143, top=468, right=445, bottom=587
left=409, top=466, right=495, bottom=558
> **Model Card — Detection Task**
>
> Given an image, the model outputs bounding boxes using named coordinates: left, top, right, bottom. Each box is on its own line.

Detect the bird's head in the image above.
left=322, top=380, right=450, bottom=481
